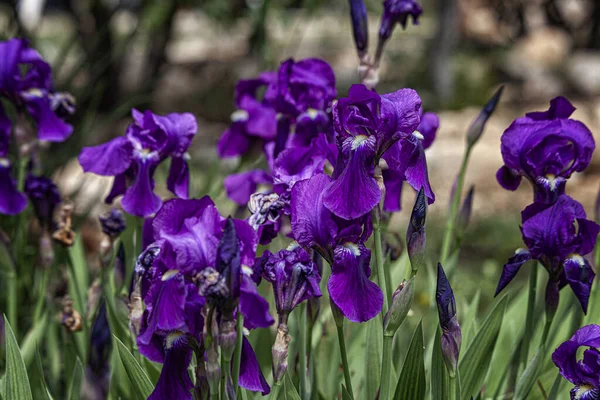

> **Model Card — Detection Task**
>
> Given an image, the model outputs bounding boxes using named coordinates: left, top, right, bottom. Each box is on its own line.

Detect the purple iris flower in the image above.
left=291, top=173, right=382, bottom=322
left=496, top=97, right=595, bottom=204
left=379, top=0, right=423, bottom=42
left=0, top=38, right=74, bottom=144
left=219, top=58, right=338, bottom=207
left=0, top=159, right=27, bottom=215
left=224, top=170, right=272, bottom=206
left=24, top=174, right=61, bottom=230
left=135, top=197, right=272, bottom=398
left=79, top=109, right=197, bottom=217
left=323, top=84, right=432, bottom=220
left=495, top=195, right=600, bottom=314
left=552, top=324, right=600, bottom=400
left=383, top=111, right=438, bottom=212
left=0, top=39, right=74, bottom=215
left=217, top=76, right=277, bottom=158
left=264, top=58, right=337, bottom=117
left=260, top=244, right=322, bottom=319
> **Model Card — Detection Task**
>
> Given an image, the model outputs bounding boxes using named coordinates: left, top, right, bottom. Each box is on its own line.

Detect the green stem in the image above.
left=336, top=323, right=354, bottom=398
left=372, top=206, right=389, bottom=312
left=66, top=253, right=89, bottom=363
left=379, top=335, right=393, bottom=400
left=8, top=155, right=29, bottom=339
left=269, top=381, right=282, bottom=400
left=7, top=270, right=17, bottom=339
left=221, top=351, right=230, bottom=400
left=520, top=264, right=538, bottom=369
left=448, top=369, right=461, bottom=400
left=540, top=308, right=555, bottom=346
left=33, top=266, right=51, bottom=321
left=440, top=147, right=471, bottom=266
left=232, top=313, right=244, bottom=389
left=298, top=303, right=308, bottom=400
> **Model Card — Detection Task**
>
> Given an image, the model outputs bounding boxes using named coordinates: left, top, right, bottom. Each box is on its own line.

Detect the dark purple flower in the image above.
left=291, top=173, right=382, bottom=322
left=496, top=97, right=595, bottom=204
left=552, top=324, right=600, bottom=400
left=137, top=197, right=273, bottom=397
left=217, top=96, right=277, bottom=159
left=323, top=84, right=429, bottom=219
left=418, top=111, right=439, bottom=150
left=261, top=244, right=322, bottom=318
left=0, top=159, right=27, bottom=215
left=495, top=195, right=600, bottom=313
left=379, top=0, right=423, bottom=41
left=436, top=263, right=461, bottom=375
left=24, top=174, right=61, bottom=229
left=224, top=170, right=272, bottom=206
left=0, top=38, right=73, bottom=143
left=383, top=112, right=437, bottom=212
left=99, top=208, right=126, bottom=238
left=265, top=58, right=336, bottom=117
left=79, top=109, right=197, bottom=217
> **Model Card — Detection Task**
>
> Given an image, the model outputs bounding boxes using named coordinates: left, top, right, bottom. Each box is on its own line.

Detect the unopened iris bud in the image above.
left=466, top=86, right=504, bottom=147
left=457, top=185, right=474, bottom=235
left=348, top=0, right=369, bottom=58
left=24, top=174, right=61, bottom=230
left=383, top=277, right=414, bottom=336
left=99, top=208, right=126, bottom=239
left=436, top=263, right=461, bottom=376
left=406, top=188, right=427, bottom=275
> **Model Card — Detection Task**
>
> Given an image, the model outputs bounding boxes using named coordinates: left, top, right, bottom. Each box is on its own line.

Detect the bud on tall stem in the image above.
left=383, top=277, right=414, bottom=336
left=407, top=188, right=427, bottom=276
left=466, top=86, right=504, bottom=148
left=436, top=263, right=461, bottom=377
left=348, top=0, right=369, bottom=59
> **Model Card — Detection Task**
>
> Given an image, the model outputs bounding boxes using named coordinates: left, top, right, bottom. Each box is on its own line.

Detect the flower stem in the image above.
left=520, top=263, right=538, bottom=369
left=540, top=306, right=555, bottom=346
left=33, top=266, right=51, bottom=321
left=232, top=313, right=244, bottom=389
left=221, top=352, right=230, bottom=400
left=448, top=369, right=461, bottom=400
left=379, top=335, right=393, bottom=400
left=269, top=381, right=282, bottom=400
left=298, top=302, right=308, bottom=400
left=372, top=206, right=389, bottom=312
left=440, top=147, right=471, bottom=266
left=7, top=269, right=17, bottom=338
left=336, top=322, right=354, bottom=398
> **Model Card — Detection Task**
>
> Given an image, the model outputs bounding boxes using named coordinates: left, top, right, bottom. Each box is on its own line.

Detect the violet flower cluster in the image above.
left=495, top=98, right=598, bottom=315
left=0, top=38, right=73, bottom=215
left=133, top=197, right=273, bottom=399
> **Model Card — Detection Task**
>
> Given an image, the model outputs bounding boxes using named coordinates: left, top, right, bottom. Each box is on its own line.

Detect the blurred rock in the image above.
left=566, top=52, right=600, bottom=96
left=505, top=27, right=572, bottom=77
